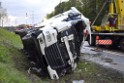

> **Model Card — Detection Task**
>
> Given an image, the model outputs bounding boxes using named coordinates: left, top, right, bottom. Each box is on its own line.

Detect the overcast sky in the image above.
left=0, top=0, right=68, bottom=26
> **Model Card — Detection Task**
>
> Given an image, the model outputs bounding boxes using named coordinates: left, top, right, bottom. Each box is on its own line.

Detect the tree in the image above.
left=46, top=0, right=109, bottom=25
left=0, top=2, right=7, bottom=27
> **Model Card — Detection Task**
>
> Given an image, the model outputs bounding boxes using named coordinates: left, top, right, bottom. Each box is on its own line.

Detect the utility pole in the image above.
left=25, top=12, right=27, bottom=25
left=32, top=11, right=34, bottom=26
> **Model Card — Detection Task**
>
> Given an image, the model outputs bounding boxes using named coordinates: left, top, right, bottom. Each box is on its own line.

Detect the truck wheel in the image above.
left=88, top=36, right=96, bottom=46
left=119, top=38, right=124, bottom=51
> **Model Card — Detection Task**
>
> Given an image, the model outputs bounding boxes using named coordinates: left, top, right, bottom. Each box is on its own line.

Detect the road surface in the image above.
left=80, top=42, right=124, bottom=74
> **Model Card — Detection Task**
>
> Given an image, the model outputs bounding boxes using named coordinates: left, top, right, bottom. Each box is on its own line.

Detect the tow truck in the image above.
left=89, top=0, right=124, bottom=50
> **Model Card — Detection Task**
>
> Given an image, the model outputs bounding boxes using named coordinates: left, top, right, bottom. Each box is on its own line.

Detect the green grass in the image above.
left=0, top=29, right=43, bottom=83
left=0, top=28, right=28, bottom=83
left=51, top=61, right=124, bottom=83
left=0, top=63, right=29, bottom=83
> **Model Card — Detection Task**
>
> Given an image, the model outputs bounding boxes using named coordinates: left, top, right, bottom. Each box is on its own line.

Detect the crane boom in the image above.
left=114, top=0, right=124, bottom=28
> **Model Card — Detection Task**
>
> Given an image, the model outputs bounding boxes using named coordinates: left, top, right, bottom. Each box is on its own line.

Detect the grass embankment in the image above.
left=0, top=28, right=124, bottom=83
left=54, top=61, right=124, bottom=83
left=0, top=29, right=42, bottom=83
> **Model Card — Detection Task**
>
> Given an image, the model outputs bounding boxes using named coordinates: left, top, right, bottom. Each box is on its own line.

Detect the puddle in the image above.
left=101, top=57, right=113, bottom=63
left=92, top=53, right=102, bottom=57
left=101, top=57, right=117, bottom=65
left=111, top=62, right=117, bottom=65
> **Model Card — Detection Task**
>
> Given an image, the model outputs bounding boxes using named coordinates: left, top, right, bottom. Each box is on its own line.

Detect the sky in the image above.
left=0, top=0, right=68, bottom=26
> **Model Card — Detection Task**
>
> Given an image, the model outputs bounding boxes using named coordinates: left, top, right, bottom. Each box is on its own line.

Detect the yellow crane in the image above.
left=92, top=0, right=124, bottom=32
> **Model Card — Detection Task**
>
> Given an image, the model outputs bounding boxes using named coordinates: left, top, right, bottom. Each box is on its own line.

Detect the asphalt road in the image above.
left=80, top=42, right=124, bottom=74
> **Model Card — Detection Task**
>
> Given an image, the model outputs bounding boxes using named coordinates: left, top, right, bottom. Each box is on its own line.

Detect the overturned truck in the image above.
left=15, top=7, right=91, bottom=79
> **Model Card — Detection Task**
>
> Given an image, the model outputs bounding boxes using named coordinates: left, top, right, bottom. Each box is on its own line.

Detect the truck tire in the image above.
left=119, top=38, right=124, bottom=51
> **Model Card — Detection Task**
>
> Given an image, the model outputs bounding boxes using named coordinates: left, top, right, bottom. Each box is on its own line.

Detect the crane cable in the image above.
left=91, top=0, right=108, bottom=26
left=59, top=0, right=63, bottom=13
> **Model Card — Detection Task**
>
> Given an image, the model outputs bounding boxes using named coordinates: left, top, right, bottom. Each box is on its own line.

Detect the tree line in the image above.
left=47, top=0, right=109, bottom=25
